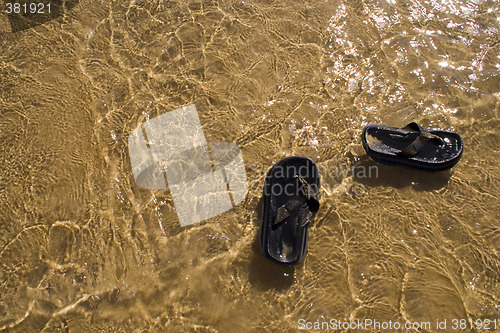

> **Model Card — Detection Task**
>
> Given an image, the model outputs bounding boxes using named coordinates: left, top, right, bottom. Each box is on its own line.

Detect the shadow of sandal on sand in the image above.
left=247, top=196, right=295, bottom=291
left=247, top=239, right=295, bottom=291
left=352, top=156, right=451, bottom=191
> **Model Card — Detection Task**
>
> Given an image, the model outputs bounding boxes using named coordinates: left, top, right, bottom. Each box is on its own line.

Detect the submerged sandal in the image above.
left=362, top=122, right=463, bottom=171
left=259, top=156, right=320, bottom=266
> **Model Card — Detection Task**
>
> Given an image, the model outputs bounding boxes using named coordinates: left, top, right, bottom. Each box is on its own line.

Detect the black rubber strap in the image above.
left=274, top=176, right=319, bottom=228
left=397, top=122, right=444, bottom=157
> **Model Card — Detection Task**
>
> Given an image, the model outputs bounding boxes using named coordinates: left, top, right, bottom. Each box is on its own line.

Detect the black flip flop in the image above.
left=259, top=156, right=320, bottom=266
left=362, top=122, right=463, bottom=172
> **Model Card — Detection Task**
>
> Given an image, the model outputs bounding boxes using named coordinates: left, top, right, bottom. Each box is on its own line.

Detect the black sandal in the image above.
left=259, top=156, right=320, bottom=266
left=362, top=122, right=463, bottom=172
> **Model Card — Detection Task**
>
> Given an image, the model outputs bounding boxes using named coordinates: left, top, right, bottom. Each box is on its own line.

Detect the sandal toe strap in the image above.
left=274, top=176, right=319, bottom=227
left=397, top=122, right=444, bottom=157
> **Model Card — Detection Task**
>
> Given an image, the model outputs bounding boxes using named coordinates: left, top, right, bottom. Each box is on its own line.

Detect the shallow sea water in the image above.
left=0, top=0, right=499, bottom=332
